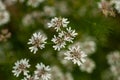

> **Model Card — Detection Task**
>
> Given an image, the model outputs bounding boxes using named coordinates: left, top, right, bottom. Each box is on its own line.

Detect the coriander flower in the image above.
left=51, top=35, right=66, bottom=51
left=107, top=51, right=120, bottom=65
left=112, top=0, right=120, bottom=13
left=80, top=58, right=95, bottom=73
left=28, top=32, right=47, bottom=54
left=34, top=63, right=51, bottom=80
left=12, top=59, right=30, bottom=77
left=47, top=17, right=69, bottom=32
left=81, top=40, right=96, bottom=55
left=64, top=45, right=87, bottom=66
left=27, top=0, right=44, bottom=8
left=0, top=11, right=10, bottom=26
left=59, top=27, right=78, bottom=43
left=0, top=1, right=6, bottom=11
left=98, top=0, right=115, bottom=17
left=22, top=75, right=38, bottom=80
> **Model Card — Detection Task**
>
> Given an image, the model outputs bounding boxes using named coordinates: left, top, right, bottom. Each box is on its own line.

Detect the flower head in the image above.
left=34, top=63, right=51, bottom=80
left=47, top=17, right=69, bottom=32
left=64, top=45, right=87, bottom=66
left=0, top=11, right=10, bottom=26
left=80, top=58, right=95, bottom=73
left=28, top=32, right=47, bottom=54
left=59, top=27, right=78, bottom=43
left=98, top=0, right=115, bottom=17
left=51, top=35, right=66, bottom=51
left=12, top=59, right=30, bottom=77
left=107, top=51, right=120, bottom=65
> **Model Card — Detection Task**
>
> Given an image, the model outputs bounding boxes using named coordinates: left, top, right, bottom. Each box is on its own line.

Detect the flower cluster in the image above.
left=0, top=1, right=10, bottom=26
left=64, top=45, right=87, bottom=66
left=98, top=0, right=120, bottom=17
left=12, top=59, right=51, bottom=80
left=12, top=59, right=30, bottom=77
left=0, top=28, right=11, bottom=42
left=50, top=66, right=73, bottom=80
left=48, top=17, right=78, bottom=51
left=107, top=51, right=120, bottom=79
left=79, top=58, right=95, bottom=73
left=28, top=31, right=47, bottom=54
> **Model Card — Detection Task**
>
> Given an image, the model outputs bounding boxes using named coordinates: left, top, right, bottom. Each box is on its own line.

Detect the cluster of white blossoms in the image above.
left=107, top=51, right=120, bottom=79
left=98, top=0, right=120, bottom=17
left=64, top=45, right=87, bottom=66
left=48, top=17, right=78, bottom=51
left=28, top=32, right=47, bottom=54
left=0, top=1, right=10, bottom=26
left=12, top=59, right=51, bottom=80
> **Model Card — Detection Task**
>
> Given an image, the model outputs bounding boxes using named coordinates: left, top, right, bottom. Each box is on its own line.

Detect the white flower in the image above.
left=59, top=27, right=78, bottom=43
left=81, top=40, right=96, bottom=55
left=27, top=0, right=44, bottom=8
left=43, top=6, right=56, bottom=17
left=47, top=17, right=69, bottom=32
left=64, top=72, right=73, bottom=80
left=50, top=66, right=64, bottom=80
left=64, top=45, right=87, bottom=66
left=0, top=11, right=10, bottom=26
left=21, top=75, right=38, bottom=80
left=107, top=51, right=120, bottom=65
left=112, top=1, right=120, bottom=13
left=51, top=35, right=66, bottom=51
left=98, top=0, right=115, bottom=17
left=34, top=63, right=51, bottom=80
left=0, top=1, right=6, bottom=11
left=80, top=58, right=95, bottom=73
left=22, top=14, right=34, bottom=26
left=110, top=65, right=120, bottom=77
left=28, top=32, right=47, bottom=54
left=12, top=59, right=30, bottom=77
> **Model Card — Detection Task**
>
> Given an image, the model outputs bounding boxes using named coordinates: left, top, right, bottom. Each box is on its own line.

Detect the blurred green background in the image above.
left=0, top=0, right=120, bottom=80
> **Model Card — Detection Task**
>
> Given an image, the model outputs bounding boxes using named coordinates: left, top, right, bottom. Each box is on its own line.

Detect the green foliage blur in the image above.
left=0, top=0, right=120, bottom=80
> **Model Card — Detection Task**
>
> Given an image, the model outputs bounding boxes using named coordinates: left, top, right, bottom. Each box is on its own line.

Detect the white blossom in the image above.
left=50, top=66, right=64, bottom=80
left=21, top=75, right=38, bottom=80
left=111, top=0, right=120, bottom=13
left=51, top=35, right=66, bottom=51
left=107, top=51, right=120, bottom=65
left=34, top=63, right=51, bottom=80
left=28, top=32, right=47, bottom=54
left=81, top=40, right=96, bottom=55
left=98, top=0, right=115, bottom=17
left=80, top=58, right=95, bottom=73
left=59, top=27, right=78, bottom=43
left=47, top=17, right=69, bottom=32
left=12, top=59, right=30, bottom=77
left=64, top=45, right=87, bottom=66
left=22, top=14, right=34, bottom=26
left=27, top=0, right=44, bottom=8
left=0, top=11, right=10, bottom=26
left=0, top=1, right=6, bottom=11
left=43, top=6, right=56, bottom=17
left=110, top=65, right=120, bottom=77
